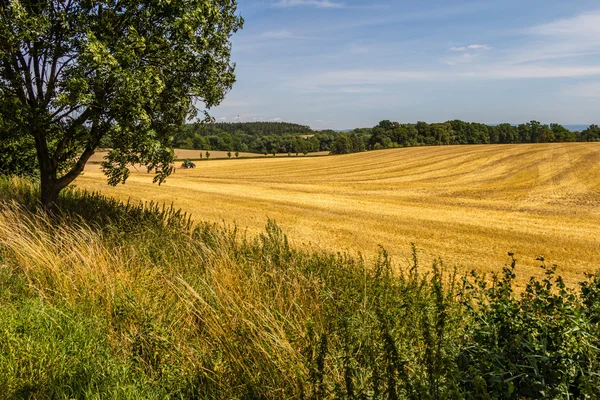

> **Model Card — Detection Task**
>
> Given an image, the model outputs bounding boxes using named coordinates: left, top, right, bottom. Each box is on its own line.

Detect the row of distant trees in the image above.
left=366, top=120, right=599, bottom=149
left=335, top=120, right=600, bottom=154
left=173, top=130, right=324, bottom=154
left=195, top=121, right=312, bottom=136
left=169, top=120, right=600, bottom=156
left=173, top=122, right=321, bottom=154
left=172, top=122, right=336, bottom=154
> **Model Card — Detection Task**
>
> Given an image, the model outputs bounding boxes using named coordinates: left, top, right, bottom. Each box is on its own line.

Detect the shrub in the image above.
left=459, top=255, right=600, bottom=398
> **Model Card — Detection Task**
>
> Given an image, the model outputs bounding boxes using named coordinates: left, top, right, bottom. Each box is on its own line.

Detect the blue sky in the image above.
left=209, top=0, right=600, bottom=130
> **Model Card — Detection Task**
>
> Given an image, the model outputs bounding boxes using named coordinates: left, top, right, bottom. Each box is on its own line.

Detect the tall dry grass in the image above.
left=0, top=201, right=320, bottom=397
left=0, top=178, right=334, bottom=397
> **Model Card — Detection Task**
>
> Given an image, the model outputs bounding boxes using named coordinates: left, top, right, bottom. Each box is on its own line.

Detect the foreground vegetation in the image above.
left=1, top=177, right=599, bottom=399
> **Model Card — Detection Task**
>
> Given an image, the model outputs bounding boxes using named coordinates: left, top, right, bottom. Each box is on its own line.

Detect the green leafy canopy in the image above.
left=0, top=0, right=242, bottom=203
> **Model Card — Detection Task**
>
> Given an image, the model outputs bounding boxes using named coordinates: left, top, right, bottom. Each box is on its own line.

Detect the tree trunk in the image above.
left=33, top=115, right=97, bottom=211
left=38, top=146, right=96, bottom=212
left=40, top=168, right=60, bottom=212
left=32, top=124, right=60, bottom=212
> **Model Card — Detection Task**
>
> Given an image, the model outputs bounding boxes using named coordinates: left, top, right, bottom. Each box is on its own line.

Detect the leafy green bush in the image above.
left=459, top=256, right=600, bottom=398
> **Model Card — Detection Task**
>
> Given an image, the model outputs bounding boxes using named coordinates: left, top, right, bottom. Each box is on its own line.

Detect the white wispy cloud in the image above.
left=562, top=82, right=600, bottom=98
left=461, top=65, right=600, bottom=79
left=445, top=44, right=492, bottom=65
left=445, top=53, right=475, bottom=66
left=259, top=30, right=312, bottom=39
left=315, top=119, right=335, bottom=125
left=261, top=30, right=295, bottom=39
left=467, top=44, right=492, bottom=51
left=303, top=2, right=494, bottom=34
left=450, top=44, right=492, bottom=52
left=289, top=64, right=600, bottom=94
left=275, top=0, right=344, bottom=8
left=347, top=43, right=370, bottom=55
left=338, top=87, right=384, bottom=93
left=528, top=11, right=600, bottom=37
left=316, top=69, right=442, bottom=85
left=511, top=11, right=600, bottom=64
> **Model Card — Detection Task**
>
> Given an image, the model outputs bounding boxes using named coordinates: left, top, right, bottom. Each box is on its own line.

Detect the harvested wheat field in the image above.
left=78, top=142, right=600, bottom=285
left=88, top=148, right=330, bottom=164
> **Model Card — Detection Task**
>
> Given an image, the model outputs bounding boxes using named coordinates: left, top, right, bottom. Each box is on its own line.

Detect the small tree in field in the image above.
left=235, top=151, right=239, bottom=158
left=227, top=151, right=231, bottom=158
left=199, top=153, right=203, bottom=159
left=0, top=0, right=243, bottom=209
left=271, top=149, right=276, bottom=157
left=205, top=151, right=211, bottom=159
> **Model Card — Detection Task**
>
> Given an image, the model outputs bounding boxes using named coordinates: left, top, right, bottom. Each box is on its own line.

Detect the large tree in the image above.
left=0, top=0, right=242, bottom=208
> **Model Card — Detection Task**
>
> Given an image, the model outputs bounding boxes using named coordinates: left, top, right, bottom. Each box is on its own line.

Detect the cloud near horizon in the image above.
left=289, top=64, right=600, bottom=94
left=450, top=44, right=492, bottom=52
left=562, top=82, right=600, bottom=98
left=274, top=0, right=344, bottom=8
left=510, top=11, right=600, bottom=64
left=260, top=30, right=302, bottom=39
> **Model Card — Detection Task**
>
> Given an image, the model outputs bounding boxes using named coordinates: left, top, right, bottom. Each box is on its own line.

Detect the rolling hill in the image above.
left=78, top=142, right=600, bottom=285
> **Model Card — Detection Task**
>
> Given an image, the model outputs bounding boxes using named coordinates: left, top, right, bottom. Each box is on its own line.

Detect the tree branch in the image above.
left=53, top=105, right=94, bottom=160
left=2, top=60, right=28, bottom=104
left=43, top=11, right=68, bottom=106
left=55, top=115, right=104, bottom=191
left=14, top=52, right=36, bottom=103
left=50, top=103, right=83, bottom=121
left=55, top=145, right=95, bottom=191
left=32, top=43, right=45, bottom=100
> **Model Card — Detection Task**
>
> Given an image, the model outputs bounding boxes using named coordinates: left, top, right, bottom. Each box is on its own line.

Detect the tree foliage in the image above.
left=0, top=0, right=242, bottom=207
left=0, top=101, right=38, bottom=176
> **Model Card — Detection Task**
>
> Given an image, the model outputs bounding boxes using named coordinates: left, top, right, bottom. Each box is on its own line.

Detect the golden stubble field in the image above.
left=88, top=149, right=330, bottom=163
left=78, top=143, right=600, bottom=285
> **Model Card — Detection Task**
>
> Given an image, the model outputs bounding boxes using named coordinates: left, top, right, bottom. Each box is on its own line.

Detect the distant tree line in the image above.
left=173, top=122, right=335, bottom=154
left=365, top=120, right=600, bottom=150
left=196, top=121, right=312, bottom=136
left=170, top=120, right=600, bottom=157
